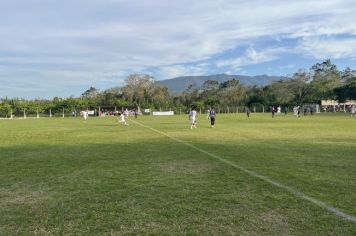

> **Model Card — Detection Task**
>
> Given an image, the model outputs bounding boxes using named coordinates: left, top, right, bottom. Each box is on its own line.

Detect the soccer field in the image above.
left=0, top=113, right=355, bottom=235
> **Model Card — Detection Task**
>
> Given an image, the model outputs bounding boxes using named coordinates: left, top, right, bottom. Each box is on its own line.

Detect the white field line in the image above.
left=130, top=119, right=356, bottom=223
left=0, top=117, right=40, bottom=120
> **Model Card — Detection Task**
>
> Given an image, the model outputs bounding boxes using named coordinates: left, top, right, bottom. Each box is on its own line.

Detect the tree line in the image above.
left=1, top=60, right=355, bottom=117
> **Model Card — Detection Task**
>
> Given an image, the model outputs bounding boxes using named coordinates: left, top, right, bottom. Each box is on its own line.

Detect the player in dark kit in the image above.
left=246, top=107, right=250, bottom=118
left=271, top=106, right=276, bottom=118
left=209, top=108, right=216, bottom=128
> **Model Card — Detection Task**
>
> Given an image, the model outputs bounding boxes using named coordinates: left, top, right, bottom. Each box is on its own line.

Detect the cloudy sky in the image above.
left=1, top=0, right=356, bottom=98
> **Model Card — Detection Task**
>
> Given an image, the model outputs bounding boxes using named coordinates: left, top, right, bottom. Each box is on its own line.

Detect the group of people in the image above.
left=81, top=104, right=355, bottom=129
left=189, top=108, right=216, bottom=129
left=81, top=106, right=216, bottom=129
left=271, top=106, right=317, bottom=118
left=80, top=109, right=130, bottom=125
left=271, top=106, right=289, bottom=118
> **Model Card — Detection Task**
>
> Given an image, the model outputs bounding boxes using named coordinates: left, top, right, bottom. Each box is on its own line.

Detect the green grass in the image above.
left=0, top=113, right=355, bottom=235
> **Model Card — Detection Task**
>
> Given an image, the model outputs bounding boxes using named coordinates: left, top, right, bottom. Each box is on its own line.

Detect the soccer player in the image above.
left=271, top=106, right=276, bottom=118
left=124, top=108, right=129, bottom=117
left=82, top=110, right=88, bottom=122
left=293, top=106, right=298, bottom=116
left=209, top=108, right=216, bottom=127
left=245, top=107, right=250, bottom=118
left=118, top=112, right=128, bottom=125
left=189, top=108, right=197, bottom=129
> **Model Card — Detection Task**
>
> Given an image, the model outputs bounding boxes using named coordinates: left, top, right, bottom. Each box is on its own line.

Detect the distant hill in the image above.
left=157, top=74, right=286, bottom=93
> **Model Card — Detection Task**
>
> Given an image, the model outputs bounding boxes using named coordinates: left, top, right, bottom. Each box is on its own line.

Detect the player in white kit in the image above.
left=82, top=110, right=88, bottom=122
left=189, top=109, right=197, bottom=129
left=118, top=112, right=128, bottom=125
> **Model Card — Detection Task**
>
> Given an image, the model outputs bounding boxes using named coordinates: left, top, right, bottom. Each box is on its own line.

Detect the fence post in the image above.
left=24, top=108, right=26, bottom=119
left=37, top=109, right=39, bottom=119
left=10, top=109, right=13, bottom=119
left=50, top=109, right=52, bottom=118
left=62, top=108, right=65, bottom=118
left=263, top=106, right=264, bottom=113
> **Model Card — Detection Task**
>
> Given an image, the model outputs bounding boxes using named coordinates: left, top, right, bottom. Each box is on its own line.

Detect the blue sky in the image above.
left=1, top=0, right=356, bottom=98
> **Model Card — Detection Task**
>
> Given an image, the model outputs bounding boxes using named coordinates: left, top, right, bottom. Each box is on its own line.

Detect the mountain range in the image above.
left=157, top=74, right=286, bottom=93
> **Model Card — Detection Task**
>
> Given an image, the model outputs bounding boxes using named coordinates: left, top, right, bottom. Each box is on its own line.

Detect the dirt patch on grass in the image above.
left=158, top=160, right=215, bottom=175
left=257, top=210, right=291, bottom=235
left=0, top=184, right=54, bottom=206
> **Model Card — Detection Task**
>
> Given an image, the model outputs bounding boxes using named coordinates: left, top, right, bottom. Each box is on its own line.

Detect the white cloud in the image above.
left=298, top=37, right=356, bottom=59
left=152, top=65, right=208, bottom=79
left=0, top=0, right=356, bottom=97
left=216, top=47, right=289, bottom=69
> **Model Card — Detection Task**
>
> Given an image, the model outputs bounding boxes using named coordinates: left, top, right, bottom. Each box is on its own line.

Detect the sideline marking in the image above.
left=130, top=119, right=356, bottom=223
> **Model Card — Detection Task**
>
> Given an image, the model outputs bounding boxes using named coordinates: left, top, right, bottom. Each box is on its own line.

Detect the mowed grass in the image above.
left=0, top=113, right=355, bottom=235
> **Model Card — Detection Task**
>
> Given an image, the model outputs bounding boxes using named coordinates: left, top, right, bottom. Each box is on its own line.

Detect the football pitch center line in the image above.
left=129, top=118, right=356, bottom=224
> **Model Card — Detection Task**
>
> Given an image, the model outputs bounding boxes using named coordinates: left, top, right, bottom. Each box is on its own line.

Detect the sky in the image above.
left=1, top=0, right=356, bottom=99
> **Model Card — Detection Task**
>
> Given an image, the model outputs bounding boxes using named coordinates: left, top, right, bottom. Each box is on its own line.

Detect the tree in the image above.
left=340, top=67, right=356, bottom=84
left=122, top=74, right=155, bottom=106
left=200, top=80, right=219, bottom=108
left=0, top=102, right=12, bottom=117
left=201, top=80, right=219, bottom=92
left=151, top=86, right=170, bottom=108
left=1, top=60, right=355, bottom=113
left=82, top=87, right=99, bottom=98
left=204, top=96, right=220, bottom=108
left=219, top=79, right=240, bottom=89
left=247, top=95, right=266, bottom=107
left=310, top=59, right=341, bottom=101
left=289, top=71, right=312, bottom=105
left=217, top=79, right=246, bottom=106
left=245, top=85, right=265, bottom=107
left=181, top=83, right=200, bottom=108
left=335, top=79, right=356, bottom=102
left=192, top=101, right=204, bottom=112
left=269, top=79, right=294, bottom=105
left=100, top=92, right=118, bottom=107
